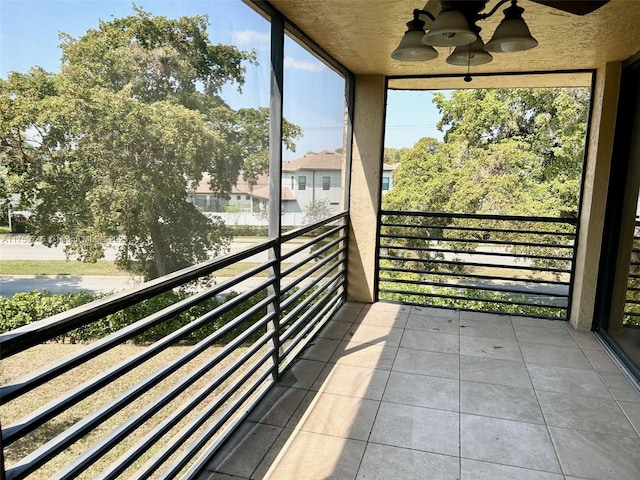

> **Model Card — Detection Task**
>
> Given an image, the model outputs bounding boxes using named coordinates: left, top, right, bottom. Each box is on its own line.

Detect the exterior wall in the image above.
left=570, top=62, right=622, bottom=331
left=347, top=75, right=386, bottom=303
left=205, top=211, right=307, bottom=226
left=287, top=169, right=343, bottom=211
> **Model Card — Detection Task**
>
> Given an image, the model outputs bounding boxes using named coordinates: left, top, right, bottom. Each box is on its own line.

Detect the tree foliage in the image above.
left=385, top=87, right=589, bottom=218
left=1, top=8, right=301, bottom=279
left=381, top=87, right=589, bottom=313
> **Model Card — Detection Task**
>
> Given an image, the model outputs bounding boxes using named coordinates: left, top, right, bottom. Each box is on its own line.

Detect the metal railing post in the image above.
left=268, top=10, right=284, bottom=380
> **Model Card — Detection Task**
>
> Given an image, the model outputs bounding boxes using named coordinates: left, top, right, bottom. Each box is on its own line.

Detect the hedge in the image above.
left=0, top=290, right=268, bottom=345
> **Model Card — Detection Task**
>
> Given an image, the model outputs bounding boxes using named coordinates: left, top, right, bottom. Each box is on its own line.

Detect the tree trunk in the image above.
left=149, top=221, right=169, bottom=278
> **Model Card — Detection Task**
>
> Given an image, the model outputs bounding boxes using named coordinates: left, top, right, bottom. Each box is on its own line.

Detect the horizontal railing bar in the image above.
left=280, top=282, right=343, bottom=353
left=281, top=224, right=345, bottom=261
left=129, top=354, right=272, bottom=480
left=279, top=273, right=344, bottom=344
left=381, top=210, right=578, bottom=225
left=378, top=266, right=570, bottom=286
left=379, top=243, right=572, bottom=262
left=379, top=288, right=567, bottom=310
left=87, top=328, right=274, bottom=480
left=381, top=222, right=576, bottom=238
left=2, top=285, right=275, bottom=444
left=279, top=272, right=345, bottom=338
left=0, top=263, right=275, bottom=405
left=281, top=236, right=345, bottom=277
left=155, top=352, right=275, bottom=480
left=0, top=239, right=277, bottom=358
left=280, top=264, right=344, bottom=316
left=281, top=246, right=345, bottom=296
left=379, top=255, right=571, bottom=274
left=177, top=378, right=275, bottom=480
left=280, top=211, right=347, bottom=242
left=56, top=315, right=274, bottom=480
left=379, top=277, right=569, bottom=298
left=279, top=294, right=343, bottom=374
left=136, top=378, right=273, bottom=480
left=380, top=233, right=574, bottom=250
left=4, top=293, right=275, bottom=476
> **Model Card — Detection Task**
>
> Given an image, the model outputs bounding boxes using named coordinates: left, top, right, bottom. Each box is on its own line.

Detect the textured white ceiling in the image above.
left=268, top=0, right=640, bottom=86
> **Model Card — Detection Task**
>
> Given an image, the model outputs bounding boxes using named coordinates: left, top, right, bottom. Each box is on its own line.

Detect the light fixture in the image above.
left=391, top=0, right=537, bottom=70
left=484, top=2, right=538, bottom=52
left=391, top=10, right=438, bottom=61
left=447, top=33, right=492, bottom=66
left=422, top=3, right=477, bottom=47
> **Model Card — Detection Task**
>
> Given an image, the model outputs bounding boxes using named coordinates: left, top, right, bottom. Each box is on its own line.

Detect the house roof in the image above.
left=251, top=185, right=296, bottom=201
left=192, top=173, right=269, bottom=195
left=192, top=151, right=347, bottom=195
left=192, top=173, right=295, bottom=200
left=282, top=150, right=343, bottom=172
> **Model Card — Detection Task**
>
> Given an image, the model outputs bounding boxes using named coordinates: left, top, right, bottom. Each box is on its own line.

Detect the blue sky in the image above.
left=0, top=0, right=443, bottom=156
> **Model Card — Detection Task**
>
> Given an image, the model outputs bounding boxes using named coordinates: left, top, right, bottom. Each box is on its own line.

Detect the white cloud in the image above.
left=284, top=56, right=323, bottom=72
left=231, top=30, right=270, bottom=46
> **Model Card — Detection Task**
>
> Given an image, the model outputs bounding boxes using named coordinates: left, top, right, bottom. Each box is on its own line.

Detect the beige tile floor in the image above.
left=201, top=302, right=640, bottom=480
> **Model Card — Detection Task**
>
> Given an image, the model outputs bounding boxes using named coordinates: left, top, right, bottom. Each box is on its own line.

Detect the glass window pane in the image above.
left=1, top=0, right=271, bottom=287
left=283, top=32, right=347, bottom=226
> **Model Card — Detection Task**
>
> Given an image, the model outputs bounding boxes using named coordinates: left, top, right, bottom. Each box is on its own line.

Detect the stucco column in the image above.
left=570, top=62, right=621, bottom=331
left=347, top=75, right=386, bottom=302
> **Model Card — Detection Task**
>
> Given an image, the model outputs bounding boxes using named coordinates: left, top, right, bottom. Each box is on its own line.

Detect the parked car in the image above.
left=10, top=210, right=32, bottom=233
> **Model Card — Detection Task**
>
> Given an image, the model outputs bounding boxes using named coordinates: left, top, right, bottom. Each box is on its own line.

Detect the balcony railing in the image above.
left=378, top=211, right=578, bottom=320
left=624, top=221, right=640, bottom=325
left=0, top=212, right=348, bottom=479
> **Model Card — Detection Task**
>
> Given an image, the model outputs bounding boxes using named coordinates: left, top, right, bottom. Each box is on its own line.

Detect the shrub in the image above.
left=0, top=289, right=271, bottom=345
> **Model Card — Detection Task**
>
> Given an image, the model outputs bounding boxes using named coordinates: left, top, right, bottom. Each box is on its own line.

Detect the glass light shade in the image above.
left=392, top=30, right=438, bottom=61
left=446, top=38, right=493, bottom=66
left=485, top=6, right=538, bottom=53
left=423, top=9, right=477, bottom=47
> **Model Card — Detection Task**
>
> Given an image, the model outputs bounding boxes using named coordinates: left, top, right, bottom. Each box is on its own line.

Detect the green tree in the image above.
left=0, top=8, right=301, bottom=279
left=383, top=146, right=411, bottom=164
left=386, top=87, right=589, bottom=218
left=432, top=87, right=589, bottom=216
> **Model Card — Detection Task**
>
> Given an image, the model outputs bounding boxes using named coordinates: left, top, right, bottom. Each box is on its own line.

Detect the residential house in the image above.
left=188, top=150, right=397, bottom=224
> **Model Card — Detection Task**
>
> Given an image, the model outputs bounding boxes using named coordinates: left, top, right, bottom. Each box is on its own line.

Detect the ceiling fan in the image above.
left=419, top=0, right=610, bottom=19
left=392, top=0, right=610, bottom=69
left=529, top=1, right=609, bottom=16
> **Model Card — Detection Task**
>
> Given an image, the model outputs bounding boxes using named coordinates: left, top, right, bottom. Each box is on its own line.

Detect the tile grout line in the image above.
left=516, top=317, right=566, bottom=478
left=457, top=309, right=463, bottom=479
left=352, top=306, right=405, bottom=480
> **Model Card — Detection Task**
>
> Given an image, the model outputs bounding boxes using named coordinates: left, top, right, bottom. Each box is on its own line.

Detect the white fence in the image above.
left=204, top=211, right=309, bottom=227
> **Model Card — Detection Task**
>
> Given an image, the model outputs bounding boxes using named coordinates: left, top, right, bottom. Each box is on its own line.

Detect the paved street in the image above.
left=0, top=235, right=310, bottom=297
left=0, top=275, right=142, bottom=297
left=0, top=235, right=301, bottom=262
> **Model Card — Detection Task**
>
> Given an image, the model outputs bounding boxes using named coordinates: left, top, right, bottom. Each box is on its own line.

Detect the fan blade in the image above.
left=530, top=0, right=609, bottom=16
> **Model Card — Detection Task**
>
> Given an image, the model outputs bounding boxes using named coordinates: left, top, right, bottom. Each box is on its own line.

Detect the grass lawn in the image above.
left=1, top=341, right=268, bottom=478
left=0, top=260, right=311, bottom=277
left=0, top=260, right=129, bottom=276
